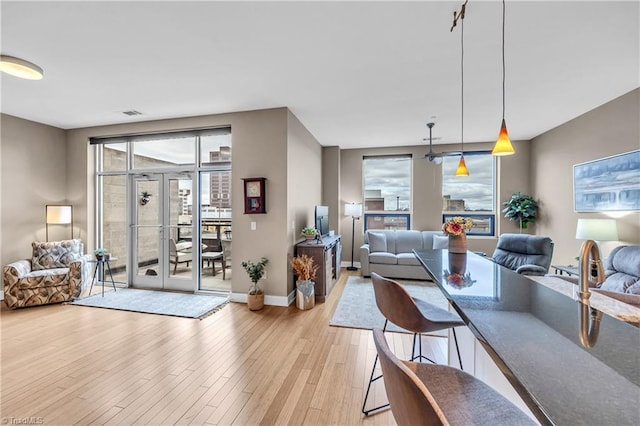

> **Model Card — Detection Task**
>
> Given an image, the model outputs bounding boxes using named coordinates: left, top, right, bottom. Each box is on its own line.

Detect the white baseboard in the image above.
left=230, top=290, right=295, bottom=307
left=340, top=261, right=361, bottom=268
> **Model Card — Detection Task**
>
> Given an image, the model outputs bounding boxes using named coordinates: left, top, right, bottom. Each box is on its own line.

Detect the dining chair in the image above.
left=362, top=272, right=465, bottom=415
left=372, top=328, right=536, bottom=425
left=221, top=239, right=232, bottom=280
left=169, top=238, right=191, bottom=275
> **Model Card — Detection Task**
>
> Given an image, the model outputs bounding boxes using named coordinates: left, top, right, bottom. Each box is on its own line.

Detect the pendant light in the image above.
left=455, top=6, right=469, bottom=176
left=0, top=55, right=44, bottom=80
left=491, top=0, right=515, bottom=156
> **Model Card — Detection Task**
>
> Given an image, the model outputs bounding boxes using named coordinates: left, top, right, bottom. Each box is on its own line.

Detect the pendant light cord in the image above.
left=501, top=0, right=506, bottom=120
left=461, top=17, right=464, bottom=152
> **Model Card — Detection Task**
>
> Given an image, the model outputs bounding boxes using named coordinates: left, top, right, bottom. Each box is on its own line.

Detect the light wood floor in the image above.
left=1, top=269, right=447, bottom=425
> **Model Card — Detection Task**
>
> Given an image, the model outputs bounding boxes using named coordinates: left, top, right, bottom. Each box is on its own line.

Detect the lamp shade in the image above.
left=492, top=119, right=515, bottom=156
left=344, top=203, right=363, bottom=217
left=0, top=55, right=44, bottom=80
left=576, top=218, right=618, bottom=241
left=46, top=205, right=72, bottom=224
left=455, top=156, right=469, bottom=176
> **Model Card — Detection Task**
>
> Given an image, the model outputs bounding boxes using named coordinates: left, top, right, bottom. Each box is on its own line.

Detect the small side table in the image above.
left=552, top=265, right=579, bottom=276
left=88, top=257, right=118, bottom=296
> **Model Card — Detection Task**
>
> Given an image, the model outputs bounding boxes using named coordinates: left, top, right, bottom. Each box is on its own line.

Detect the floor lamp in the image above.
left=46, top=205, right=73, bottom=241
left=345, top=203, right=363, bottom=271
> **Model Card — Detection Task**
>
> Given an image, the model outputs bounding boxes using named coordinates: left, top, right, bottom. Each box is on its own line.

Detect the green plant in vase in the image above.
left=242, top=257, right=268, bottom=311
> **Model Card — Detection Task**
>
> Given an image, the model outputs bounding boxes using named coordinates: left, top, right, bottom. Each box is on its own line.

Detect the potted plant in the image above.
left=140, top=191, right=152, bottom=205
left=290, top=254, right=319, bottom=310
left=502, top=192, right=538, bottom=232
left=94, top=248, right=108, bottom=260
left=241, top=257, right=268, bottom=311
left=301, top=227, right=318, bottom=241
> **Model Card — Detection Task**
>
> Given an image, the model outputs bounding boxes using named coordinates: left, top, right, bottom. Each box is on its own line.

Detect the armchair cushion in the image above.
left=492, top=233, right=554, bottom=275
left=515, top=264, right=548, bottom=276
left=31, top=239, right=82, bottom=270
left=599, top=245, right=640, bottom=294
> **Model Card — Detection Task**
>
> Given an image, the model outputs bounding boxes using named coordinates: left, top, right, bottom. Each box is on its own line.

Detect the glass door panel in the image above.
left=132, top=177, right=162, bottom=289
left=164, top=174, right=194, bottom=292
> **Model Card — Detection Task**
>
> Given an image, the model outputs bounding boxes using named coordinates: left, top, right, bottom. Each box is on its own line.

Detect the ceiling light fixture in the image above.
left=492, top=0, right=515, bottom=156
left=453, top=1, right=469, bottom=176
left=0, top=55, right=44, bottom=80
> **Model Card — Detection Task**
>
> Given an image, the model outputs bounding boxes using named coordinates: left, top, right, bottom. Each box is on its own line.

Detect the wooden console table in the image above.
left=295, top=235, right=341, bottom=302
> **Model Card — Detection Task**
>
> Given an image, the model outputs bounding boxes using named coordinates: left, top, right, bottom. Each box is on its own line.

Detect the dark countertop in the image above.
left=414, top=249, right=640, bottom=426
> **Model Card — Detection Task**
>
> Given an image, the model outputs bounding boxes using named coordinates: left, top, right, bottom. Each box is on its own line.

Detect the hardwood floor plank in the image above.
left=1, top=269, right=446, bottom=425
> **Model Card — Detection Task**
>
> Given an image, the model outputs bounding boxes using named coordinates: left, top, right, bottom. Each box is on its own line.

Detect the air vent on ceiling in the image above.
left=122, top=110, right=142, bottom=116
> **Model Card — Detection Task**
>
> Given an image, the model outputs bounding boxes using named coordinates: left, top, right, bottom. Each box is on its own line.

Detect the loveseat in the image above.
left=360, top=230, right=446, bottom=280
left=3, top=239, right=91, bottom=309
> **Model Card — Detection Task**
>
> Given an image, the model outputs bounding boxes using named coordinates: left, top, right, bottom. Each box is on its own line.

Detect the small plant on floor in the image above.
left=242, top=257, right=268, bottom=295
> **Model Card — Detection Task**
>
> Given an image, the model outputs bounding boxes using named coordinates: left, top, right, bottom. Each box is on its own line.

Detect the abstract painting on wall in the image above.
left=574, top=150, right=640, bottom=212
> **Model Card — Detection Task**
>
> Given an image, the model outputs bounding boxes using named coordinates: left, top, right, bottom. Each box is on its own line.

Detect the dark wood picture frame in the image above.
left=243, top=177, right=266, bottom=214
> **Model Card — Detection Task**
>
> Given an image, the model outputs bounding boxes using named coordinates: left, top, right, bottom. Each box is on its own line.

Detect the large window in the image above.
left=442, top=154, right=495, bottom=236
left=363, top=155, right=412, bottom=230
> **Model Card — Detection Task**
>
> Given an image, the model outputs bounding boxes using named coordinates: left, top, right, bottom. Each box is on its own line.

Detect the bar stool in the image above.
left=372, top=328, right=536, bottom=425
left=362, top=272, right=465, bottom=415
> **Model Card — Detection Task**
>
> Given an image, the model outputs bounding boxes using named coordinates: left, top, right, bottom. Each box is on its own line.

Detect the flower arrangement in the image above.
left=290, top=254, right=319, bottom=281
left=442, top=216, right=473, bottom=236
left=241, top=257, right=268, bottom=295
left=444, top=271, right=476, bottom=289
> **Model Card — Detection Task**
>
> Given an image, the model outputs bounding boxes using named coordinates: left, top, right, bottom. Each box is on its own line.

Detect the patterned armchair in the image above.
left=3, top=239, right=91, bottom=309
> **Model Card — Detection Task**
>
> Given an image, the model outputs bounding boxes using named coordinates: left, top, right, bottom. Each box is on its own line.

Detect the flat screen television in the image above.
left=315, top=205, right=329, bottom=237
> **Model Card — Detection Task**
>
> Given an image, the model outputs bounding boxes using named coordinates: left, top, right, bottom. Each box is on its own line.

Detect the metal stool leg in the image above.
left=362, top=320, right=390, bottom=415
left=452, top=328, right=463, bottom=370
left=410, top=333, right=436, bottom=364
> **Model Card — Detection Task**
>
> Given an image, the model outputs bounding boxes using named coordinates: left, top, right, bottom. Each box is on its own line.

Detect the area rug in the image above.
left=70, top=288, right=228, bottom=319
left=330, top=276, right=449, bottom=334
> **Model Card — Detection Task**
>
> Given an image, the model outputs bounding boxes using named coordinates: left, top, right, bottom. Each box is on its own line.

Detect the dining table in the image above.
left=413, top=249, right=639, bottom=426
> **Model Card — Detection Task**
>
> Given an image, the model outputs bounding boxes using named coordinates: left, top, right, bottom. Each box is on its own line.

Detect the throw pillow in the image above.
left=432, top=234, right=449, bottom=249
left=32, top=239, right=82, bottom=270
left=369, top=232, right=387, bottom=253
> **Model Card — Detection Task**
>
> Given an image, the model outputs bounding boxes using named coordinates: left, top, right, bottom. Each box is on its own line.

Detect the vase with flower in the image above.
left=442, top=216, right=473, bottom=253
left=290, top=254, right=319, bottom=310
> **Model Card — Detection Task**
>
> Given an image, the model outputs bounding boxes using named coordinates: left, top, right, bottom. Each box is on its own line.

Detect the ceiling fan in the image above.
left=424, top=122, right=490, bottom=164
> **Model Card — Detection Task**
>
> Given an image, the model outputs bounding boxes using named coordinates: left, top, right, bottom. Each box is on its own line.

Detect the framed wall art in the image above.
left=243, top=177, right=266, bottom=214
left=573, top=149, right=640, bottom=212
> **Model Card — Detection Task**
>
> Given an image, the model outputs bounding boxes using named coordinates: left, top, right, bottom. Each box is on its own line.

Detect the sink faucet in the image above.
left=577, top=239, right=604, bottom=348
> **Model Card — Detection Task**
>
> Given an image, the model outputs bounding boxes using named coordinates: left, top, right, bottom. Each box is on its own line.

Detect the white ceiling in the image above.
left=1, top=1, right=638, bottom=149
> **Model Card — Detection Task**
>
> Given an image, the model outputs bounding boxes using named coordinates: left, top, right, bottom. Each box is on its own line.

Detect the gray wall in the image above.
left=531, top=88, right=640, bottom=264
left=337, top=140, right=532, bottom=259
left=1, top=114, right=69, bottom=268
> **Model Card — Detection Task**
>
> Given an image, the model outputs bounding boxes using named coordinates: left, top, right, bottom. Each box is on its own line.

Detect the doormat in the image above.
left=70, top=288, right=228, bottom=319
left=330, top=276, right=449, bottom=334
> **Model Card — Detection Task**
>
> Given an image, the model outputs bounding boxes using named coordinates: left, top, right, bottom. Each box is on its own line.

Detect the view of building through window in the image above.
left=442, top=154, right=495, bottom=236
left=363, top=155, right=412, bottom=230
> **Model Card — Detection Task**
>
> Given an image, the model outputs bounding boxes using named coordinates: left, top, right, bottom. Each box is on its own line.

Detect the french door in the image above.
left=131, top=173, right=194, bottom=291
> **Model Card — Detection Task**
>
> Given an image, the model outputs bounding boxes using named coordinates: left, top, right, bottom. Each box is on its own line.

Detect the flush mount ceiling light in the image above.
left=491, top=0, right=515, bottom=156
left=0, top=55, right=44, bottom=80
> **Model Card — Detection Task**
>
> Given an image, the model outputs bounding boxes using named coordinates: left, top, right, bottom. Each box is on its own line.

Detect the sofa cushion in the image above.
left=433, top=235, right=449, bottom=249
left=18, top=268, right=70, bottom=289
left=369, top=252, right=397, bottom=265
left=395, top=231, right=424, bottom=254
left=32, top=239, right=82, bottom=270
left=397, top=253, right=421, bottom=266
left=369, top=232, right=388, bottom=253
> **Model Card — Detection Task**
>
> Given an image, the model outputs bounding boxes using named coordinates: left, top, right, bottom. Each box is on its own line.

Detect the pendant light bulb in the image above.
left=492, top=0, right=515, bottom=157
left=492, top=118, right=515, bottom=156
left=455, top=156, right=469, bottom=176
